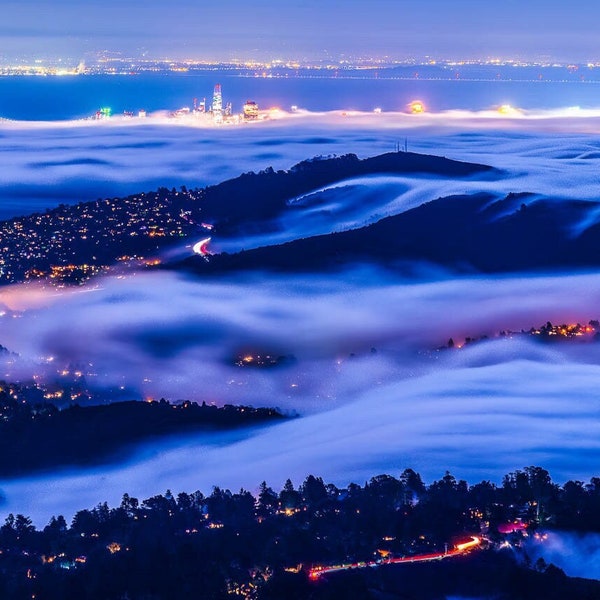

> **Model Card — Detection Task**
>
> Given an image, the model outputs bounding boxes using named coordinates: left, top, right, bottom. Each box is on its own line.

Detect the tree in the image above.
left=400, top=468, right=425, bottom=504
left=559, top=480, right=585, bottom=526
left=176, top=492, right=192, bottom=511
left=369, top=474, right=402, bottom=496
left=469, top=480, right=498, bottom=520
left=71, top=508, right=99, bottom=535
left=230, top=489, right=256, bottom=528
left=1, top=513, right=36, bottom=546
left=257, top=482, right=278, bottom=516
left=300, top=475, right=328, bottom=511
left=206, top=486, right=233, bottom=523
left=524, top=466, right=557, bottom=522
left=279, top=479, right=301, bottom=511
left=14, top=514, right=34, bottom=537
left=44, top=515, right=67, bottom=535
left=120, top=493, right=139, bottom=516
left=0, top=513, right=16, bottom=545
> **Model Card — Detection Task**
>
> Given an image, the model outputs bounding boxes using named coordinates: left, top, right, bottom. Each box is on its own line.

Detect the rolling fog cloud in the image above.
left=3, top=110, right=600, bottom=221
left=3, top=112, right=600, bottom=525
left=2, top=268, right=600, bottom=409
left=2, top=347, right=600, bottom=526
left=525, top=531, right=600, bottom=580
left=1, top=267, right=600, bottom=525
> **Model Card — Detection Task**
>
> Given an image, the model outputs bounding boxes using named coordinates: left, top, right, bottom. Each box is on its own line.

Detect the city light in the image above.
left=408, top=100, right=425, bottom=114
left=497, top=104, right=519, bottom=115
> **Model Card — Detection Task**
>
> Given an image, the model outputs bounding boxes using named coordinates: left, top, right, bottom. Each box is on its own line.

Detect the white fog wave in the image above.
left=3, top=109, right=600, bottom=223
left=525, top=531, right=600, bottom=580
left=2, top=269, right=600, bottom=409
left=1, top=352, right=600, bottom=526
left=2, top=112, right=600, bottom=527
left=1, top=268, right=600, bottom=524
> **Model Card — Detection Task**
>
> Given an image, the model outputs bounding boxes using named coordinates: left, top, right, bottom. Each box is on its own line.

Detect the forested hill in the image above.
left=2, top=466, right=600, bottom=599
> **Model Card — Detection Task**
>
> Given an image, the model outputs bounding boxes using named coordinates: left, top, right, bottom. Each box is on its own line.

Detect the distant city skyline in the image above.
left=1, top=0, right=599, bottom=63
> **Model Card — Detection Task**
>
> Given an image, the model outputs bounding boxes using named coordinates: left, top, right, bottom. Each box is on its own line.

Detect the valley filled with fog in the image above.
left=1, top=109, right=600, bottom=537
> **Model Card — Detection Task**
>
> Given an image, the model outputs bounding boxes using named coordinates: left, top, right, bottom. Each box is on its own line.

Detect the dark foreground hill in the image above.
left=178, top=191, right=600, bottom=275
left=2, top=466, right=600, bottom=599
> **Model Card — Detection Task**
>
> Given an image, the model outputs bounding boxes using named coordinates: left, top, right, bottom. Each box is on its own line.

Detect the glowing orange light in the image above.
left=497, top=104, right=518, bottom=115
left=408, top=100, right=425, bottom=114
left=455, top=536, right=481, bottom=552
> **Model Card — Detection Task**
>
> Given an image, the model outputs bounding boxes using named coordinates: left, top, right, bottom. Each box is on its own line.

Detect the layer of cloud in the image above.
left=1, top=113, right=600, bottom=529
left=3, top=110, right=600, bottom=223
left=525, top=531, right=600, bottom=580
left=1, top=268, right=600, bottom=524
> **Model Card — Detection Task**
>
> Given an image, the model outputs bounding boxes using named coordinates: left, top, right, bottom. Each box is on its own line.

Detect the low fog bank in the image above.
left=2, top=268, right=600, bottom=408
left=3, top=111, right=600, bottom=219
left=3, top=113, right=600, bottom=527
left=1, top=268, right=600, bottom=524
left=525, top=531, right=600, bottom=580
left=1, top=355, right=599, bottom=527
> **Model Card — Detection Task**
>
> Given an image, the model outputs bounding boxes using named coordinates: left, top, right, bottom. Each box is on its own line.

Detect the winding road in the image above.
left=308, top=536, right=481, bottom=580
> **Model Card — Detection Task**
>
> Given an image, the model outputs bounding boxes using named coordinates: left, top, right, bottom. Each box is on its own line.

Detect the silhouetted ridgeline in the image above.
left=0, top=398, right=285, bottom=476
left=1, top=467, right=600, bottom=599
left=199, top=151, right=496, bottom=235
left=181, top=192, right=600, bottom=274
left=8, top=148, right=600, bottom=279
left=0, top=151, right=494, bottom=285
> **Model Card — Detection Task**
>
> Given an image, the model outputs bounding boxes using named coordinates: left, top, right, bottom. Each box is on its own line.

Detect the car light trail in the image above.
left=308, top=536, right=481, bottom=580
left=192, top=237, right=211, bottom=256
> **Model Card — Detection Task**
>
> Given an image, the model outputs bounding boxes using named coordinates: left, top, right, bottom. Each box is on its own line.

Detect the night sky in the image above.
left=1, top=0, right=599, bottom=62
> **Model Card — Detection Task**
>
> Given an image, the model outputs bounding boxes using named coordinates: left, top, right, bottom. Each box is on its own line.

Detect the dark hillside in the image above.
left=179, top=193, right=600, bottom=274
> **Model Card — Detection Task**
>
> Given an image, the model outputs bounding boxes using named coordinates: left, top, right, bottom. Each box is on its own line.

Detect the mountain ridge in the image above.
left=176, top=191, right=600, bottom=275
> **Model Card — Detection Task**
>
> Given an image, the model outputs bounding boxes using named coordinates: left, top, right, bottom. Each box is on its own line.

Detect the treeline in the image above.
left=1, top=466, right=600, bottom=598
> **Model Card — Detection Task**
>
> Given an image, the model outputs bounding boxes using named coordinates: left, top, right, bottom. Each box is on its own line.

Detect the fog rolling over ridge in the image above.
left=3, top=268, right=600, bottom=524
left=4, top=109, right=600, bottom=219
left=3, top=111, right=600, bottom=529
left=526, top=531, right=600, bottom=580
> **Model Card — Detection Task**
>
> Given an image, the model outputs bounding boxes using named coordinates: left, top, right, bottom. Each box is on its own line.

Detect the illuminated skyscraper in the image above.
left=212, top=84, right=223, bottom=123
left=243, top=100, right=259, bottom=120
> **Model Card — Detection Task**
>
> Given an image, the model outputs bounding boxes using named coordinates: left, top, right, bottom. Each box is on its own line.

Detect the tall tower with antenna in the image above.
left=212, top=84, right=223, bottom=123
